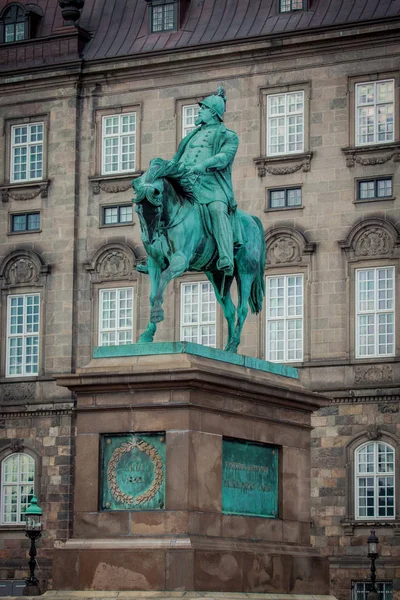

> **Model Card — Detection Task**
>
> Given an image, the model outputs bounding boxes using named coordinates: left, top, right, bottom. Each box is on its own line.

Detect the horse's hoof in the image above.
left=224, top=342, right=238, bottom=353
left=151, top=307, right=164, bottom=323
left=138, top=332, right=154, bottom=343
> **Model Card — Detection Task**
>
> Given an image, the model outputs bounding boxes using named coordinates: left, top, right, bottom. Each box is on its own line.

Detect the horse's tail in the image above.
left=249, top=216, right=266, bottom=314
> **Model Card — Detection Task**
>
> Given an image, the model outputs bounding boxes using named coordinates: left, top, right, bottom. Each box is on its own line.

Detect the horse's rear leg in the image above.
left=225, top=273, right=253, bottom=353
left=206, top=272, right=236, bottom=349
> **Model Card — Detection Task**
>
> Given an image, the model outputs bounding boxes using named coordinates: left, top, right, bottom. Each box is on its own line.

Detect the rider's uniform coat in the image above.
left=171, top=122, right=239, bottom=212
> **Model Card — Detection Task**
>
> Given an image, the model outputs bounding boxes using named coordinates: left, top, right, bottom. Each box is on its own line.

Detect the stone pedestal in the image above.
left=54, top=343, right=330, bottom=593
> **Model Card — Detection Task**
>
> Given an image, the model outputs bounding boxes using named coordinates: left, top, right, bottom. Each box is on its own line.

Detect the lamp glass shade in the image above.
left=25, top=495, right=42, bottom=531
left=367, top=530, right=379, bottom=558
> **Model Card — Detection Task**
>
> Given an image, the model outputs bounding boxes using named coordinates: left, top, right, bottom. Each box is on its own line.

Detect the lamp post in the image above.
left=23, top=496, right=42, bottom=597
left=367, top=529, right=380, bottom=600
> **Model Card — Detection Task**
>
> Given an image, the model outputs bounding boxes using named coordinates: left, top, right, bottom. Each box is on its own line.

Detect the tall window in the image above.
left=266, top=275, right=303, bottom=362
left=182, top=105, right=199, bottom=137
left=2, top=5, right=26, bottom=43
left=180, top=282, right=216, bottom=347
left=353, top=582, right=392, bottom=600
left=99, top=288, right=133, bottom=346
left=102, top=113, right=136, bottom=175
left=7, top=294, right=40, bottom=377
left=1, top=453, right=34, bottom=524
left=279, top=0, right=305, bottom=12
left=355, top=80, right=394, bottom=146
left=267, top=92, right=304, bottom=156
left=150, top=2, right=176, bottom=32
left=11, top=123, right=43, bottom=183
left=355, top=442, right=395, bottom=520
left=356, top=267, right=395, bottom=358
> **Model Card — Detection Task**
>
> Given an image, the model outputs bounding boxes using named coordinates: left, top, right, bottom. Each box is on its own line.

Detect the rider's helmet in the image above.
left=199, top=86, right=226, bottom=121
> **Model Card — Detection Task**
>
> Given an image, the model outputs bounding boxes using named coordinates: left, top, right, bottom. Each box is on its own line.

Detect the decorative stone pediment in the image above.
left=254, top=152, right=313, bottom=177
left=0, top=250, right=51, bottom=289
left=85, top=243, right=139, bottom=283
left=265, top=227, right=316, bottom=267
left=339, top=218, right=400, bottom=261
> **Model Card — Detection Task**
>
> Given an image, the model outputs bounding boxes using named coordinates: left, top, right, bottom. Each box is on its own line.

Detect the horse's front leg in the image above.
left=138, top=258, right=161, bottom=343
left=151, top=253, right=188, bottom=323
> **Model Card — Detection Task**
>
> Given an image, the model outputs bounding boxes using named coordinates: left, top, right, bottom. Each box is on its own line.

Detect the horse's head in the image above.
left=132, top=159, right=168, bottom=244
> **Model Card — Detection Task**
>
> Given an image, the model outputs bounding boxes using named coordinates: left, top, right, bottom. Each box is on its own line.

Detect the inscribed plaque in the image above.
left=100, top=433, right=165, bottom=511
left=222, top=438, right=278, bottom=518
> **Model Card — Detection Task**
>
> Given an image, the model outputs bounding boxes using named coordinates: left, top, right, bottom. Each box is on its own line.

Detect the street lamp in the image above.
left=367, top=529, right=380, bottom=600
left=24, top=496, right=42, bottom=596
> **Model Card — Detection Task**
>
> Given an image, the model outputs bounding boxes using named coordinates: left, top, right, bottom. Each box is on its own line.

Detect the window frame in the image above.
left=10, top=122, right=44, bottom=184
left=347, top=73, right=400, bottom=149
left=181, top=104, right=199, bottom=138
left=149, top=0, right=178, bottom=33
left=267, top=186, right=302, bottom=210
left=6, top=292, right=40, bottom=378
left=265, top=273, right=304, bottom=363
left=356, top=177, right=394, bottom=202
left=4, top=115, right=49, bottom=186
left=354, top=441, right=395, bottom=521
left=260, top=82, right=311, bottom=159
left=179, top=280, right=217, bottom=348
left=94, top=106, right=141, bottom=177
left=0, top=452, right=35, bottom=525
left=278, top=0, right=307, bottom=13
left=0, top=4, right=28, bottom=44
left=98, top=286, right=134, bottom=347
left=355, top=266, right=395, bottom=359
left=101, top=113, right=137, bottom=176
left=355, top=79, right=395, bottom=148
left=100, top=204, right=133, bottom=227
left=10, top=211, right=40, bottom=234
left=352, top=581, right=393, bottom=600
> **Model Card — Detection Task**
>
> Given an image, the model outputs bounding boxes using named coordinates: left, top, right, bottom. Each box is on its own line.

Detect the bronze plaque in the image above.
left=100, top=433, right=165, bottom=511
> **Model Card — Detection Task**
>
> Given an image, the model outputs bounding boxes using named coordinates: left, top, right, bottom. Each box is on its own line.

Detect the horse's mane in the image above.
left=148, top=158, right=196, bottom=205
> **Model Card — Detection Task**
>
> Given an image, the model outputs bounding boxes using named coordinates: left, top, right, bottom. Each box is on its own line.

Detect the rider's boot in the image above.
left=209, top=202, right=234, bottom=275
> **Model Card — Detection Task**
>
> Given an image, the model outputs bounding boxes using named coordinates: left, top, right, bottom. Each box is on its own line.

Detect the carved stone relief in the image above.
left=355, top=228, right=392, bottom=257
left=3, top=382, right=36, bottom=402
left=366, top=424, right=382, bottom=440
left=254, top=154, right=312, bottom=177
left=269, top=236, right=301, bottom=265
left=8, top=258, right=39, bottom=285
left=354, top=365, right=393, bottom=384
left=98, top=251, right=131, bottom=280
left=10, top=438, right=25, bottom=453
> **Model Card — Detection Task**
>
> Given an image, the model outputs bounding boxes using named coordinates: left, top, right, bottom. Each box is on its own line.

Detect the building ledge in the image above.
left=253, top=152, right=313, bottom=177
left=90, top=172, right=143, bottom=195
left=0, top=179, right=50, bottom=202
left=341, top=142, right=400, bottom=167
left=341, top=519, right=400, bottom=536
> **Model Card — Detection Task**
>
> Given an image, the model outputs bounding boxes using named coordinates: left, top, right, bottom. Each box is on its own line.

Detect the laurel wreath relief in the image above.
left=107, top=440, right=163, bottom=506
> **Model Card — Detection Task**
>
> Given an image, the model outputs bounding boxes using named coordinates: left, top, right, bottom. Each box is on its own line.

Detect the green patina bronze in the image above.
left=222, top=438, right=278, bottom=518
left=100, top=433, right=166, bottom=511
left=132, top=87, right=266, bottom=353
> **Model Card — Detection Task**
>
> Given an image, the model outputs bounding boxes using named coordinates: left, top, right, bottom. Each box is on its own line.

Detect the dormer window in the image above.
left=148, top=0, right=178, bottom=33
left=0, top=3, right=42, bottom=44
left=279, top=0, right=307, bottom=12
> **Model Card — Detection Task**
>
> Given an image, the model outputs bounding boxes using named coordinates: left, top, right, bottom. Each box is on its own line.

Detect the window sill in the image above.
left=342, top=142, right=400, bottom=168
left=264, top=206, right=304, bottom=213
left=0, top=180, right=50, bottom=202
left=254, top=152, right=313, bottom=177
left=341, top=519, right=400, bottom=536
left=354, top=197, right=396, bottom=204
left=99, top=223, right=134, bottom=229
left=90, top=172, right=143, bottom=195
left=7, top=229, right=42, bottom=236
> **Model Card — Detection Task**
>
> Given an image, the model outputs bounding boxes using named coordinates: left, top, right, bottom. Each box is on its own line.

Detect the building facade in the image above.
left=0, top=0, right=400, bottom=597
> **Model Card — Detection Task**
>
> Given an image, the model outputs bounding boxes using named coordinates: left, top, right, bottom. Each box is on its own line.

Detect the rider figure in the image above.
left=169, top=87, right=238, bottom=275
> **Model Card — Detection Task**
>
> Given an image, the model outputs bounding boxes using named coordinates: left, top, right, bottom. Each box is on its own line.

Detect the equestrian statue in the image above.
left=132, top=87, right=265, bottom=353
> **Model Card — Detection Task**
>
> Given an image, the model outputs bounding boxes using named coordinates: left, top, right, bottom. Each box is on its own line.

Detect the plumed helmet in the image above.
left=199, top=86, right=227, bottom=121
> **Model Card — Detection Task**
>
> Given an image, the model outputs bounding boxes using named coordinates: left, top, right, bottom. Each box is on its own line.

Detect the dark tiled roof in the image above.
left=1, top=0, right=400, bottom=63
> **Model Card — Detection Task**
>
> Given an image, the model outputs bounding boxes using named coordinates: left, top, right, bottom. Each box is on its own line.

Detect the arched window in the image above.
left=355, top=441, right=395, bottom=520
left=2, top=4, right=26, bottom=43
left=0, top=453, right=35, bottom=524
